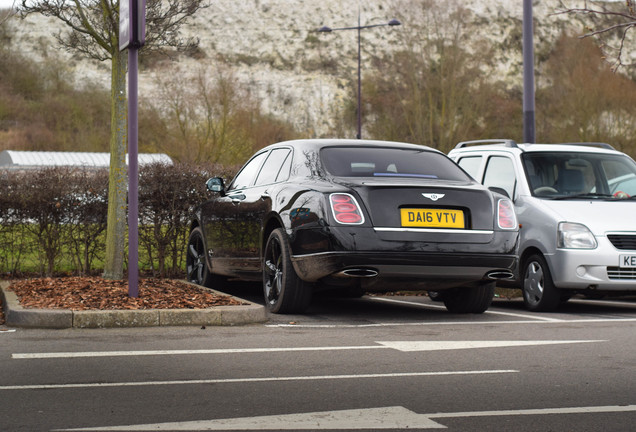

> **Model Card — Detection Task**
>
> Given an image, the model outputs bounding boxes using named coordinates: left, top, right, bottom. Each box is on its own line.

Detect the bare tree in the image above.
left=19, top=0, right=207, bottom=279
left=556, top=0, right=636, bottom=71
left=537, top=33, right=636, bottom=154
left=148, top=65, right=297, bottom=164
left=360, top=0, right=515, bottom=152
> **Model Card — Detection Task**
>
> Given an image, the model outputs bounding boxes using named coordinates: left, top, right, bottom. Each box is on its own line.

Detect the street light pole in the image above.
left=357, top=13, right=362, bottom=139
left=522, top=0, right=536, bottom=143
left=318, top=15, right=401, bottom=139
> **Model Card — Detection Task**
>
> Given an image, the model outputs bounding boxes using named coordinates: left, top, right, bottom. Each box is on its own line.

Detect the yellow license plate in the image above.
left=400, top=208, right=465, bottom=228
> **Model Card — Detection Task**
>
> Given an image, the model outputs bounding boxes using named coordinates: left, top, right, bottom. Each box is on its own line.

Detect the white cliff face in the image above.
left=4, top=0, right=608, bottom=136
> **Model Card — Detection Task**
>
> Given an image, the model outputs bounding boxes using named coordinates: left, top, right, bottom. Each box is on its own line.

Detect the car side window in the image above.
left=229, top=151, right=268, bottom=191
left=483, top=156, right=516, bottom=199
left=601, top=158, right=636, bottom=195
left=457, top=156, right=483, bottom=180
left=275, top=150, right=292, bottom=182
left=254, top=148, right=292, bottom=186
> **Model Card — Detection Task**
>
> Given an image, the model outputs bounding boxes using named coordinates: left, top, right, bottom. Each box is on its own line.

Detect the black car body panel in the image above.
left=188, top=139, right=519, bottom=312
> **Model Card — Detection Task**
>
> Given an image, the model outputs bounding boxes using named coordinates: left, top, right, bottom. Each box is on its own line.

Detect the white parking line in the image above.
left=484, top=308, right=561, bottom=321
left=267, top=318, right=636, bottom=328
left=0, top=369, right=518, bottom=391
left=427, top=404, right=636, bottom=419
left=12, top=339, right=603, bottom=359
left=53, top=404, right=636, bottom=431
left=370, top=296, right=561, bottom=321
left=570, top=298, right=636, bottom=308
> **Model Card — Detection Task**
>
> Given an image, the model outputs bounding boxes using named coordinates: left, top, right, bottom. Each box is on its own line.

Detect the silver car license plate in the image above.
left=619, top=255, right=636, bottom=268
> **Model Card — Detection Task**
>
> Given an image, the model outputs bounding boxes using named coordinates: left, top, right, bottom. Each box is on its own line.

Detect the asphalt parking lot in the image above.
left=2, top=288, right=636, bottom=431
left=223, top=283, right=636, bottom=328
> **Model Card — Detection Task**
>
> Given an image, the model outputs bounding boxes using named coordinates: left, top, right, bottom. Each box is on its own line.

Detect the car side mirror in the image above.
left=488, top=186, right=510, bottom=199
left=206, top=177, right=226, bottom=196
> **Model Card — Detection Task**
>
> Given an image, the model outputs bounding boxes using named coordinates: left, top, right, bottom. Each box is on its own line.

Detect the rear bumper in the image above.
left=291, top=250, right=517, bottom=284
left=288, top=225, right=518, bottom=286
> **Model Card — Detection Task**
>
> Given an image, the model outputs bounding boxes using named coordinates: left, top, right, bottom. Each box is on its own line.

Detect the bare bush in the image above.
left=11, top=167, right=73, bottom=275
left=0, top=171, right=29, bottom=275
left=63, top=168, right=109, bottom=275
left=137, top=162, right=223, bottom=277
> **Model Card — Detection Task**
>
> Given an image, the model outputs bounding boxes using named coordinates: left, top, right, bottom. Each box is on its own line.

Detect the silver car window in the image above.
left=457, top=156, right=483, bottom=180
left=483, top=156, right=516, bottom=199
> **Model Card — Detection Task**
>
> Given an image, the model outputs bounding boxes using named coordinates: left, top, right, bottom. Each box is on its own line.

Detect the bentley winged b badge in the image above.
left=422, top=193, right=445, bottom=201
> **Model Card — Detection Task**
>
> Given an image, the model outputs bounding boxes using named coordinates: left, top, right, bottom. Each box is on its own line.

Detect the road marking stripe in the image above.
left=571, top=298, right=636, bottom=308
left=369, top=296, right=448, bottom=310
left=428, top=404, right=636, bottom=418
left=484, top=308, right=562, bottom=321
left=12, top=345, right=386, bottom=359
left=52, top=404, right=636, bottom=431
left=377, top=340, right=603, bottom=351
left=0, top=369, right=518, bottom=391
left=370, top=296, right=561, bottom=321
left=12, top=339, right=603, bottom=359
left=267, top=317, right=636, bottom=328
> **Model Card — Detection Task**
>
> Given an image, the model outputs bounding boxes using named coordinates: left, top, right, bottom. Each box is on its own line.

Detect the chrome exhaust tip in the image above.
left=486, top=270, right=514, bottom=280
left=335, top=268, right=379, bottom=278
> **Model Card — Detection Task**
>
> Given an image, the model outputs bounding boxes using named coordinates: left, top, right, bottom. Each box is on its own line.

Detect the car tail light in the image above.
left=329, top=193, right=364, bottom=225
left=497, top=199, right=517, bottom=230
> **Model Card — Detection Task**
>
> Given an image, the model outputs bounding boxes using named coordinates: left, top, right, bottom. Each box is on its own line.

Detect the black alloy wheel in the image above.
left=263, top=228, right=312, bottom=314
left=186, top=227, right=222, bottom=288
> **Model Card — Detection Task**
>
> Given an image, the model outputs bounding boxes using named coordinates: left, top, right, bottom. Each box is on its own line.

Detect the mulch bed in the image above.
left=4, top=276, right=246, bottom=312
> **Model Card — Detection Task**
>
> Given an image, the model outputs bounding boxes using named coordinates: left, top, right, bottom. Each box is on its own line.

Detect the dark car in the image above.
left=186, top=139, right=519, bottom=314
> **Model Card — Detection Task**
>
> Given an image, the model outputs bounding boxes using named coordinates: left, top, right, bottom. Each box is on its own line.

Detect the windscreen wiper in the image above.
left=551, top=193, right=614, bottom=200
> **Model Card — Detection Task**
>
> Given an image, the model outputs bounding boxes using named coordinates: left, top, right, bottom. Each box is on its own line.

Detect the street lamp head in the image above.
left=317, top=25, right=333, bottom=32
left=388, top=19, right=401, bottom=26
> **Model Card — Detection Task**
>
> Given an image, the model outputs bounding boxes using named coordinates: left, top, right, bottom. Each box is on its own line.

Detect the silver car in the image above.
left=449, top=140, right=636, bottom=311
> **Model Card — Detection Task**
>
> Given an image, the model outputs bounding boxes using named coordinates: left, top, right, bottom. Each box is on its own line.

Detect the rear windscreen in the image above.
left=321, top=146, right=471, bottom=181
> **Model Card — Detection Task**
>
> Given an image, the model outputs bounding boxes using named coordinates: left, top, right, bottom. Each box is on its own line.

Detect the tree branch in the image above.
left=555, top=0, right=636, bottom=71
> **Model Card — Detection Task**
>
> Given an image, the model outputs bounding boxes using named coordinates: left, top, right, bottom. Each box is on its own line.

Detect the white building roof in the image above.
left=0, top=150, right=173, bottom=169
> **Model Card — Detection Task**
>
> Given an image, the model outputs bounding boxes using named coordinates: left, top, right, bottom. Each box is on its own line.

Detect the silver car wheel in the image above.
left=524, top=260, right=544, bottom=308
left=522, top=254, right=560, bottom=311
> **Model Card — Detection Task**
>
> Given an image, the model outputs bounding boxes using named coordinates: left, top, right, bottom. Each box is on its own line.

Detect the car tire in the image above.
left=263, top=228, right=313, bottom=314
left=522, top=254, right=561, bottom=312
left=442, top=282, right=495, bottom=314
left=186, top=227, right=225, bottom=288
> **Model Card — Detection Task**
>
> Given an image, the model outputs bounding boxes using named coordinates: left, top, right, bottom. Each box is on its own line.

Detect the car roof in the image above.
left=263, top=138, right=439, bottom=153
left=450, top=140, right=622, bottom=155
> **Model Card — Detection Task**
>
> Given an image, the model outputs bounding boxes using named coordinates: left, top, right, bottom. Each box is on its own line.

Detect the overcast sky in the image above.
left=0, top=0, right=17, bottom=10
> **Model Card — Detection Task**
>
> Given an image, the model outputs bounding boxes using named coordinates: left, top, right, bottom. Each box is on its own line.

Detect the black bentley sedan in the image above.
left=187, top=139, right=518, bottom=314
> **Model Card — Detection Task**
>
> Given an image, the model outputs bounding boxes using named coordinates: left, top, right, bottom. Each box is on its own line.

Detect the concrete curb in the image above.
left=0, top=281, right=267, bottom=329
